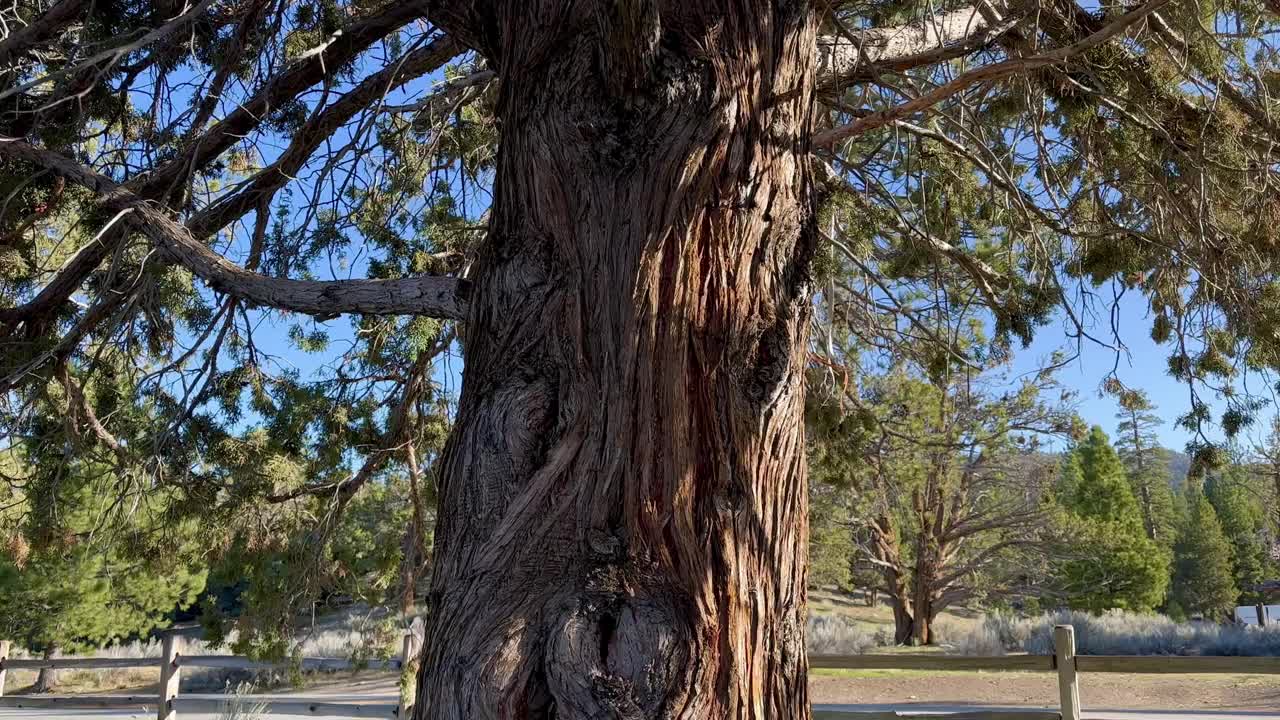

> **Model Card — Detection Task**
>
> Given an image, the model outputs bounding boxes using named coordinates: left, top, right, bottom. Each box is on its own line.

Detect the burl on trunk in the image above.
left=418, top=3, right=820, bottom=718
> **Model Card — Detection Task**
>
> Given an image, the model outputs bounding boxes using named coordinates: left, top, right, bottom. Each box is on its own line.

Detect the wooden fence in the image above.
left=0, top=633, right=417, bottom=719
left=2, top=626, right=1279, bottom=719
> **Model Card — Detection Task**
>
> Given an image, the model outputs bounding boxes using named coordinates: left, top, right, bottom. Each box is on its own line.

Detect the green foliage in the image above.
left=1050, top=427, right=1170, bottom=612
left=1172, top=487, right=1239, bottom=619
left=199, top=472, right=427, bottom=659
left=0, top=452, right=206, bottom=654
left=1205, top=469, right=1270, bottom=605
left=808, top=482, right=853, bottom=589
left=1113, top=390, right=1179, bottom=549
left=1057, top=427, right=1146, bottom=532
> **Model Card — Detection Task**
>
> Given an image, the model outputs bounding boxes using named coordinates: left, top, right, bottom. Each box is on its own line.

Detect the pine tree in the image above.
left=807, top=482, right=853, bottom=590
left=1114, top=391, right=1179, bottom=548
left=1052, top=427, right=1170, bottom=612
left=0, top=454, right=205, bottom=691
left=1205, top=468, right=1268, bottom=605
left=1172, top=486, right=1238, bottom=619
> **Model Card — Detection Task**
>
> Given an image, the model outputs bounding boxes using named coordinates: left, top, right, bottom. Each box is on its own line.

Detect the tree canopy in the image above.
left=1050, top=427, right=1170, bottom=612
left=5, top=0, right=1280, bottom=687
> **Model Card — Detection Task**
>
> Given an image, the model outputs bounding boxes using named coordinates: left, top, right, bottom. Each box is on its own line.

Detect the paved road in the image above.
left=3, top=703, right=1280, bottom=720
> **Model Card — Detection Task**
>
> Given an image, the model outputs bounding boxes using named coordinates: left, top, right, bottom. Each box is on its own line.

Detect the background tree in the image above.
left=1253, top=418, right=1280, bottom=570
left=810, top=312, right=1076, bottom=644
left=808, top=482, right=854, bottom=591
left=1172, top=485, right=1238, bottom=619
left=0, top=452, right=205, bottom=691
left=1114, top=389, right=1179, bottom=548
left=1050, top=427, right=1170, bottom=612
left=1205, top=466, right=1271, bottom=606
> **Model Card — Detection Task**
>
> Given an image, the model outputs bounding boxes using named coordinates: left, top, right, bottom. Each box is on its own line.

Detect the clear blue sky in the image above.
left=1008, top=287, right=1271, bottom=453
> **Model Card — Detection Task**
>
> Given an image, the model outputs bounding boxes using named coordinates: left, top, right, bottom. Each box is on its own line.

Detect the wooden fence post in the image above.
left=1054, top=625, right=1081, bottom=720
left=0, top=640, right=9, bottom=698
left=157, top=634, right=181, bottom=720
left=398, top=631, right=417, bottom=719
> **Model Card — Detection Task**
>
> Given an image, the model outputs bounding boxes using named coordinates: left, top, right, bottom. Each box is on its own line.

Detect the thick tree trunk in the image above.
left=33, top=645, right=56, bottom=693
left=911, top=604, right=933, bottom=647
left=890, top=598, right=915, bottom=646
left=415, top=5, right=819, bottom=719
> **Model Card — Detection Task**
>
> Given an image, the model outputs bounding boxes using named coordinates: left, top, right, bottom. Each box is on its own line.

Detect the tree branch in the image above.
left=817, top=2, right=1020, bottom=89
left=0, top=4, right=432, bottom=331
left=814, top=0, right=1174, bottom=147
left=188, top=33, right=463, bottom=238
left=0, top=0, right=88, bottom=70
left=0, top=138, right=471, bottom=320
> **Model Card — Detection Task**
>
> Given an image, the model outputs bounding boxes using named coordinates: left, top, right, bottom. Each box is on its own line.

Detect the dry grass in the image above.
left=952, top=610, right=1280, bottom=656
left=215, top=683, right=270, bottom=720
left=0, top=606, right=410, bottom=696
left=805, top=589, right=977, bottom=655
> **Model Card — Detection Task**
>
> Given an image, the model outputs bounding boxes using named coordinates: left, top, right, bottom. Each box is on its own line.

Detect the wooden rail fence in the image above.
left=1, top=626, right=1278, bottom=718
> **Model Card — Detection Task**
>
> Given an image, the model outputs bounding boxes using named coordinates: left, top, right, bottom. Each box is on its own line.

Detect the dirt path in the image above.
left=810, top=670, right=1280, bottom=711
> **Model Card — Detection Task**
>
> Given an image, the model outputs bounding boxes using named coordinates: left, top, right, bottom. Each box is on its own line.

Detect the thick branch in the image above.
left=817, top=2, right=1017, bottom=87
left=0, top=138, right=470, bottom=320
left=0, top=0, right=87, bottom=69
left=815, top=0, right=1173, bottom=146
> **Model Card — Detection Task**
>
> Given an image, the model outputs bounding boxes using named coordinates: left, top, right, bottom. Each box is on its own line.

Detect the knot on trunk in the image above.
left=547, top=596, right=691, bottom=718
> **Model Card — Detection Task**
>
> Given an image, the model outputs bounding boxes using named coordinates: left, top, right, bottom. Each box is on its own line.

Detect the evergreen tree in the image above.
left=809, top=313, right=1077, bottom=644
left=1172, top=486, right=1238, bottom=619
left=1114, top=390, right=1179, bottom=548
left=8, top=0, right=1280, bottom=713
left=0, top=454, right=205, bottom=691
left=807, top=482, right=853, bottom=590
left=1205, top=468, right=1269, bottom=605
left=1051, top=427, right=1170, bottom=612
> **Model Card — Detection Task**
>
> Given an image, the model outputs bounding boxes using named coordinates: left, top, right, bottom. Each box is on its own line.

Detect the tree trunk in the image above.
left=867, top=588, right=878, bottom=608
left=911, top=604, right=933, bottom=647
left=33, top=645, right=56, bottom=693
left=912, top=545, right=940, bottom=646
left=399, top=517, right=422, bottom=615
left=415, top=5, right=819, bottom=719
left=890, top=597, right=915, bottom=646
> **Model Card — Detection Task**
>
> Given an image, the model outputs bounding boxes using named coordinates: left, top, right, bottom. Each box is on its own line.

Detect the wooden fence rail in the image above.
left=0, top=632, right=418, bottom=719
left=1, top=625, right=1278, bottom=718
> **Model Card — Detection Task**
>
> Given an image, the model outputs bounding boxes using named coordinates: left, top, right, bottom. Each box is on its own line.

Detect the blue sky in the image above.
left=1009, top=288, right=1268, bottom=453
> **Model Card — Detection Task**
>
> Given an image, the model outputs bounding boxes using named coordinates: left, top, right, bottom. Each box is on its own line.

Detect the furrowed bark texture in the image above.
left=417, top=3, right=820, bottom=718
